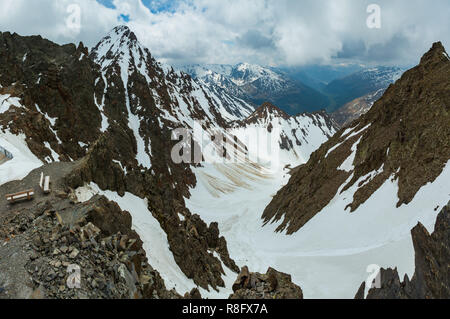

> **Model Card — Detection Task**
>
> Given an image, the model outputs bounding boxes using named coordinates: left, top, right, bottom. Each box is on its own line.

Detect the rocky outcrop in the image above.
left=229, top=266, right=303, bottom=299
left=0, top=181, right=178, bottom=299
left=263, top=42, right=450, bottom=234
left=355, top=201, right=450, bottom=299
left=0, top=31, right=105, bottom=162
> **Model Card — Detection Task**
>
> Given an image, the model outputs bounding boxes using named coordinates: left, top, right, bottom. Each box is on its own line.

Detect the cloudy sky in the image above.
left=0, top=0, right=448, bottom=67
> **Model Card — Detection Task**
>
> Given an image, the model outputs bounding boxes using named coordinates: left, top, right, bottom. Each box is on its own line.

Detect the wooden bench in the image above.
left=6, top=189, right=35, bottom=204
left=43, top=176, right=51, bottom=194
left=39, top=172, right=51, bottom=194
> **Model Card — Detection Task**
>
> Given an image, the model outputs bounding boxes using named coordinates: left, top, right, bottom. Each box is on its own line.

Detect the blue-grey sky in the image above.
left=0, top=0, right=448, bottom=67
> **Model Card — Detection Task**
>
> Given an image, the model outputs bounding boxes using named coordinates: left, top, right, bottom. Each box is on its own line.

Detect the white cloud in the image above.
left=0, top=0, right=449, bottom=67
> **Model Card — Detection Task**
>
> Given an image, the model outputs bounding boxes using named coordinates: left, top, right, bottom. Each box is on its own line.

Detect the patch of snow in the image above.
left=93, top=72, right=109, bottom=133
left=344, top=123, right=370, bottom=140
left=325, top=140, right=345, bottom=158
left=0, top=131, right=42, bottom=186
left=78, top=141, right=88, bottom=148
left=112, top=159, right=127, bottom=175
left=0, top=94, right=23, bottom=113
left=43, top=142, right=59, bottom=162
left=35, top=104, right=62, bottom=144
left=338, top=137, right=362, bottom=172
left=443, top=52, right=450, bottom=61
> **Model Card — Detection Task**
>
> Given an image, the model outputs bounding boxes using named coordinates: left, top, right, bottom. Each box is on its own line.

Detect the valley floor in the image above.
left=185, top=160, right=450, bottom=298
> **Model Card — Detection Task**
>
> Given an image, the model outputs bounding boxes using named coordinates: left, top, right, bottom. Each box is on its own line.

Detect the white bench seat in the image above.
left=6, top=190, right=34, bottom=203
left=43, top=176, right=51, bottom=194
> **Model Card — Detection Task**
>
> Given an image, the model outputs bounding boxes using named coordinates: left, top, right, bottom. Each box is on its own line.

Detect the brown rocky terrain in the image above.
left=262, top=42, right=450, bottom=234
left=0, top=162, right=178, bottom=299
left=229, top=266, right=303, bottom=299
left=355, top=201, right=449, bottom=299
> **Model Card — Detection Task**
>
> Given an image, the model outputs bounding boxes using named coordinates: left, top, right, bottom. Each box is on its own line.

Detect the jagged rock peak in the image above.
left=420, top=41, right=449, bottom=65
left=90, top=25, right=148, bottom=66
left=355, top=201, right=450, bottom=299
left=246, top=102, right=290, bottom=122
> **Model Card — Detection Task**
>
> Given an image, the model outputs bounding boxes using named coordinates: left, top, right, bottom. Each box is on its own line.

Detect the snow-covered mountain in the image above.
left=2, top=25, right=446, bottom=301
left=181, top=62, right=286, bottom=91
left=0, top=26, right=338, bottom=299
left=179, top=63, right=330, bottom=114
left=92, top=26, right=255, bottom=130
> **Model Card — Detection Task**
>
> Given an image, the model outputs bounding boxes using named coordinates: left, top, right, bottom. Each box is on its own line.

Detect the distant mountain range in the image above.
left=179, top=63, right=406, bottom=117
left=179, top=62, right=330, bottom=114
left=324, top=66, right=405, bottom=112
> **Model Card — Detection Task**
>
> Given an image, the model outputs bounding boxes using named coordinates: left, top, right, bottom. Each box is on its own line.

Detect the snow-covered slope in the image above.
left=187, top=155, right=450, bottom=298
left=92, top=26, right=254, bottom=131
left=0, top=131, right=42, bottom=185
left=232, top=102, right=337, bottom=167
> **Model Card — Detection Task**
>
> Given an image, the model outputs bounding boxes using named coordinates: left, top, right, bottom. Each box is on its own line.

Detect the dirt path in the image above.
left=0, top=161, right=77, bottom=220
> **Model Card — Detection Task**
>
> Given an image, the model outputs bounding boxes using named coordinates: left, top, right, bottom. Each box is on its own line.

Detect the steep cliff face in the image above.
left=0, top=31, right=102, bottom=162
left=355, top=202, right=450, bottom=299
left=262, top=42, right=450, bottom=235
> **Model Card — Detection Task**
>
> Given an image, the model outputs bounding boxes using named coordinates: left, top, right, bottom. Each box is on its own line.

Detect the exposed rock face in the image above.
left=262, top=42, right=450, bottom=234
left=355, top=202, right=450, bottom=299
left=229, top=266, right=303, bottom=299
left=0, top=32, right=102, bottom=162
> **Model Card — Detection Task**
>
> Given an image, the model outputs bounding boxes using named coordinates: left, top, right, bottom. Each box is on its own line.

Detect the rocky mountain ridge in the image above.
left=263, top=41, right=450, bottom=234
